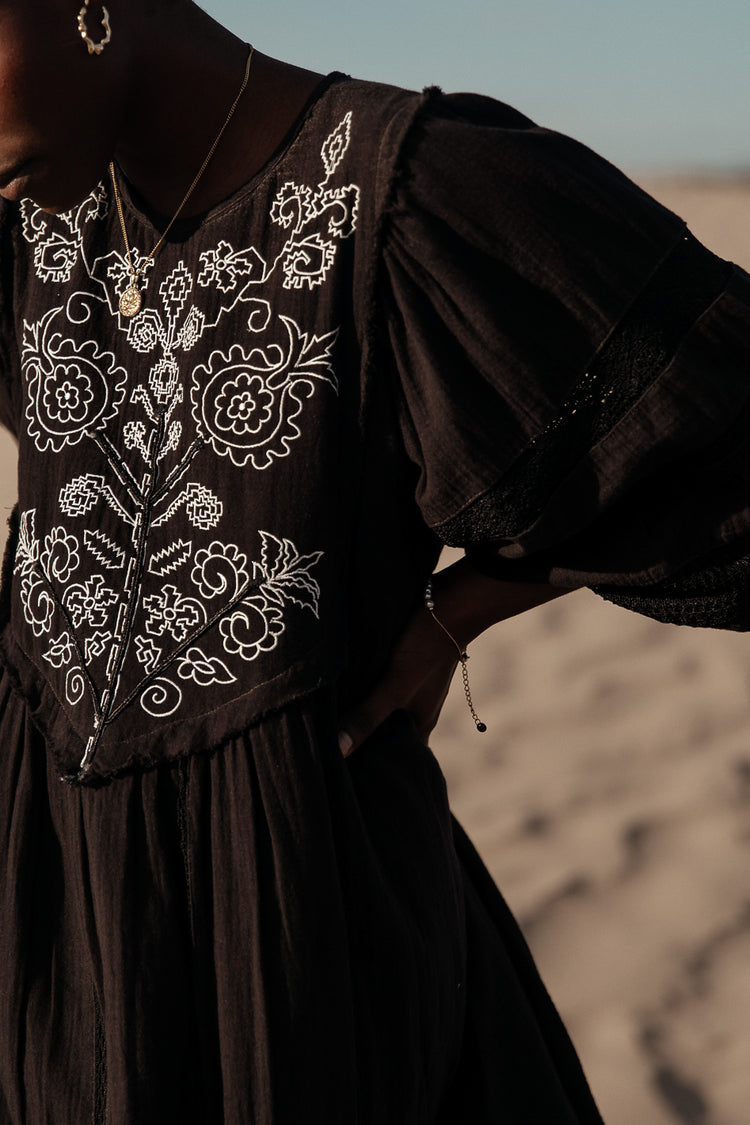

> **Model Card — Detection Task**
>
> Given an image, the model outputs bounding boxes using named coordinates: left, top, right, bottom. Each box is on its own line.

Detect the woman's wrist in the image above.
left=427, top=556, right=576, bottom=649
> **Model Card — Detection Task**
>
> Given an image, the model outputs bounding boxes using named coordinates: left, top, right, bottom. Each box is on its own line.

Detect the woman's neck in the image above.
left=113, top=4, right=322, bottom=219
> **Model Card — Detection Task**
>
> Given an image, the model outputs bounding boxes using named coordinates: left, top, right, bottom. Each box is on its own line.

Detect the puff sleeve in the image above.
left=378, top=91, right=750, bottom=628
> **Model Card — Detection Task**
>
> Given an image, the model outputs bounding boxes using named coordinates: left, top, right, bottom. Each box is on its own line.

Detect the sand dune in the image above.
left=2, top=176, right=750, bottom=1123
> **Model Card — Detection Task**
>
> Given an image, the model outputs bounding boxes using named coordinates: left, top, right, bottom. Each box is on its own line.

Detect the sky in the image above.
left=203, top=0, right=750, bottom=173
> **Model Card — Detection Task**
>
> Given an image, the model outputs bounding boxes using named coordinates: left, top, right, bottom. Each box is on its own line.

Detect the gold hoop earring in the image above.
left=77, top=0, right=112, bottom=55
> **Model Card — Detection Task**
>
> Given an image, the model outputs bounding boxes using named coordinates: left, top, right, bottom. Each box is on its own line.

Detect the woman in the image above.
left=1, top=1, right=749, bottom=1122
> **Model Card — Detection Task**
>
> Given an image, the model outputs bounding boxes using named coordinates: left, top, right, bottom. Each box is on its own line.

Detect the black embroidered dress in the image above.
left=1, top=76, right=750, bottom=1124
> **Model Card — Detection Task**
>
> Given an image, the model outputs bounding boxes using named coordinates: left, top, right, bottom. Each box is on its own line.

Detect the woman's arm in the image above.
left=338, top=557, right=577, bottom=755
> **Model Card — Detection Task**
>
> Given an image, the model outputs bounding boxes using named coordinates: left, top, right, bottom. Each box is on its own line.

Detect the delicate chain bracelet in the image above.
left=424, top=578, right=487, bottom=733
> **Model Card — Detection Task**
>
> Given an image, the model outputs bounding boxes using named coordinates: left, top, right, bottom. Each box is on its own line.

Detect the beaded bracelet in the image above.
left=424, top=578, right=487, bottom=733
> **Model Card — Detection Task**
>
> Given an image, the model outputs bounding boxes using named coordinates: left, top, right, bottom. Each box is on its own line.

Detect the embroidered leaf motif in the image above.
left=152, top=482, right=223, bottom=531
left=255, top=531, right=322, bottom=617
left=320, top=112, right=352, bottom=180
left=14, top=509, right=39, bottom=576
left=148, top=539, right=193, bottom=578
left=177, top=646, right=237, bottom=686
left=84, top=529, right=126, bottom=570
left=157, top=420, right=182, bottom=461
left=286, top=319, right=339, bottom=387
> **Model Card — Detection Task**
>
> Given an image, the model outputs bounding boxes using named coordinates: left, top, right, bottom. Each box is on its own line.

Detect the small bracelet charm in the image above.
left=424, top=577, right=487, bottom=733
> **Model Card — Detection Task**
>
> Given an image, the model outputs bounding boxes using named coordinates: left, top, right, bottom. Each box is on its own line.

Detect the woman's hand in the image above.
left=338, top=557, right=577, bottom=756
left=337, top=602, right=460, bottom=756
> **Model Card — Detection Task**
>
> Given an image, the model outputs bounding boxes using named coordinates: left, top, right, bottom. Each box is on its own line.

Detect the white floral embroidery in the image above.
left=127, top=308, right=164, bottom=355
left=20, top=184, right=108, bottom=284
left=191, top=321, right=338, bottom=469
left=197, top=241, right=263, bottom=294
left=123, top=420, right=151, bottom=460
left=14, top=510, right=39, bottom=578
left=43, top=631, right=75, bottom=669
left=23, top=308, right=127, bottom=453
left=149, top=357, right=181, bottom=405
left=191, top=541, right=248, bottom=599
left=40, top=528, right=80, bottom=584
left=151, top=482, right=223, bottom=531
left=58, top=474, right=104, bottom=517
left=64, top=575, right=118, bottom=630
left=142, top=584, right=206, bottom=643
left=13, top=107, right=359, bottom=769
left=177, top=646, right=236, bottom=687
left=220, top=595, right=285, bottom=663
left=20, top=573, right=55, bottom=636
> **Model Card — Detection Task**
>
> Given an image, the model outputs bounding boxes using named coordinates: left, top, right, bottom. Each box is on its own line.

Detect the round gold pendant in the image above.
left=119, top=282, right=142, bottom=319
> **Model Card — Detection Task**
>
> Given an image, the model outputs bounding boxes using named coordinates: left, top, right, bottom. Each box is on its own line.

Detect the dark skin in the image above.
left=0, top=0, right=576, bottom=753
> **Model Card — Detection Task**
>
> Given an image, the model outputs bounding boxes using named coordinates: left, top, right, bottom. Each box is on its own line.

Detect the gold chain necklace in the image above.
left=109, top=44, right=254, bottom=319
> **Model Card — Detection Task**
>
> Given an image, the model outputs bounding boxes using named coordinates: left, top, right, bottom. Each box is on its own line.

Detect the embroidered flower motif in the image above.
left=216, top=372, right=274, bottom=436
left=40, top=527, right=80, bottom=584
left=184, top=483, right=223, bottom=530
left=14, top=130, right=356, bottom=748
left=42, top=631, right=75, bottom=669
left=219, top=594, right=285, bottom=663
left=191, top=323, right=338, bottom=469
left=41, top=363, right=94, bottom=426
left=151, top=482, right=223, bottom=532
left=23, top=309, right=127, bottom=453
left=64, top=574, right=118, bottom=630
left=107, top=250, right=152, bottom=301
left=127, top=308, right=163, bottom=354
left=143, top=584, right=203, bottom=643
left=59, top=474, right=104, bottom=518
left=197, top=240, right=262, bottom=294
left=20, top=573, right=55, bottom=637
left=191, top=541, right=249, bottom=600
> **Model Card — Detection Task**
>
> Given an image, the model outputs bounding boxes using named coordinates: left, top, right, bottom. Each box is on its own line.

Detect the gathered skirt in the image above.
left=0, top=666, right=604, bottom=1123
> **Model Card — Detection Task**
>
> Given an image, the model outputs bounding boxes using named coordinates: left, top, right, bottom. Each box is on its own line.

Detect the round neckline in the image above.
left=111, top=71, right=349, bottom=244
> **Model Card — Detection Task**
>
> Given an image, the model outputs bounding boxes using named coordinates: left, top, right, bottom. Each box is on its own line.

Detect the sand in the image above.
left=2, top=175, right=750, bottom=1123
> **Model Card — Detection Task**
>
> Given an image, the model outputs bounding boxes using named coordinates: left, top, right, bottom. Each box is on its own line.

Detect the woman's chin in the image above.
left=1, top=168, right=101, bottom=214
